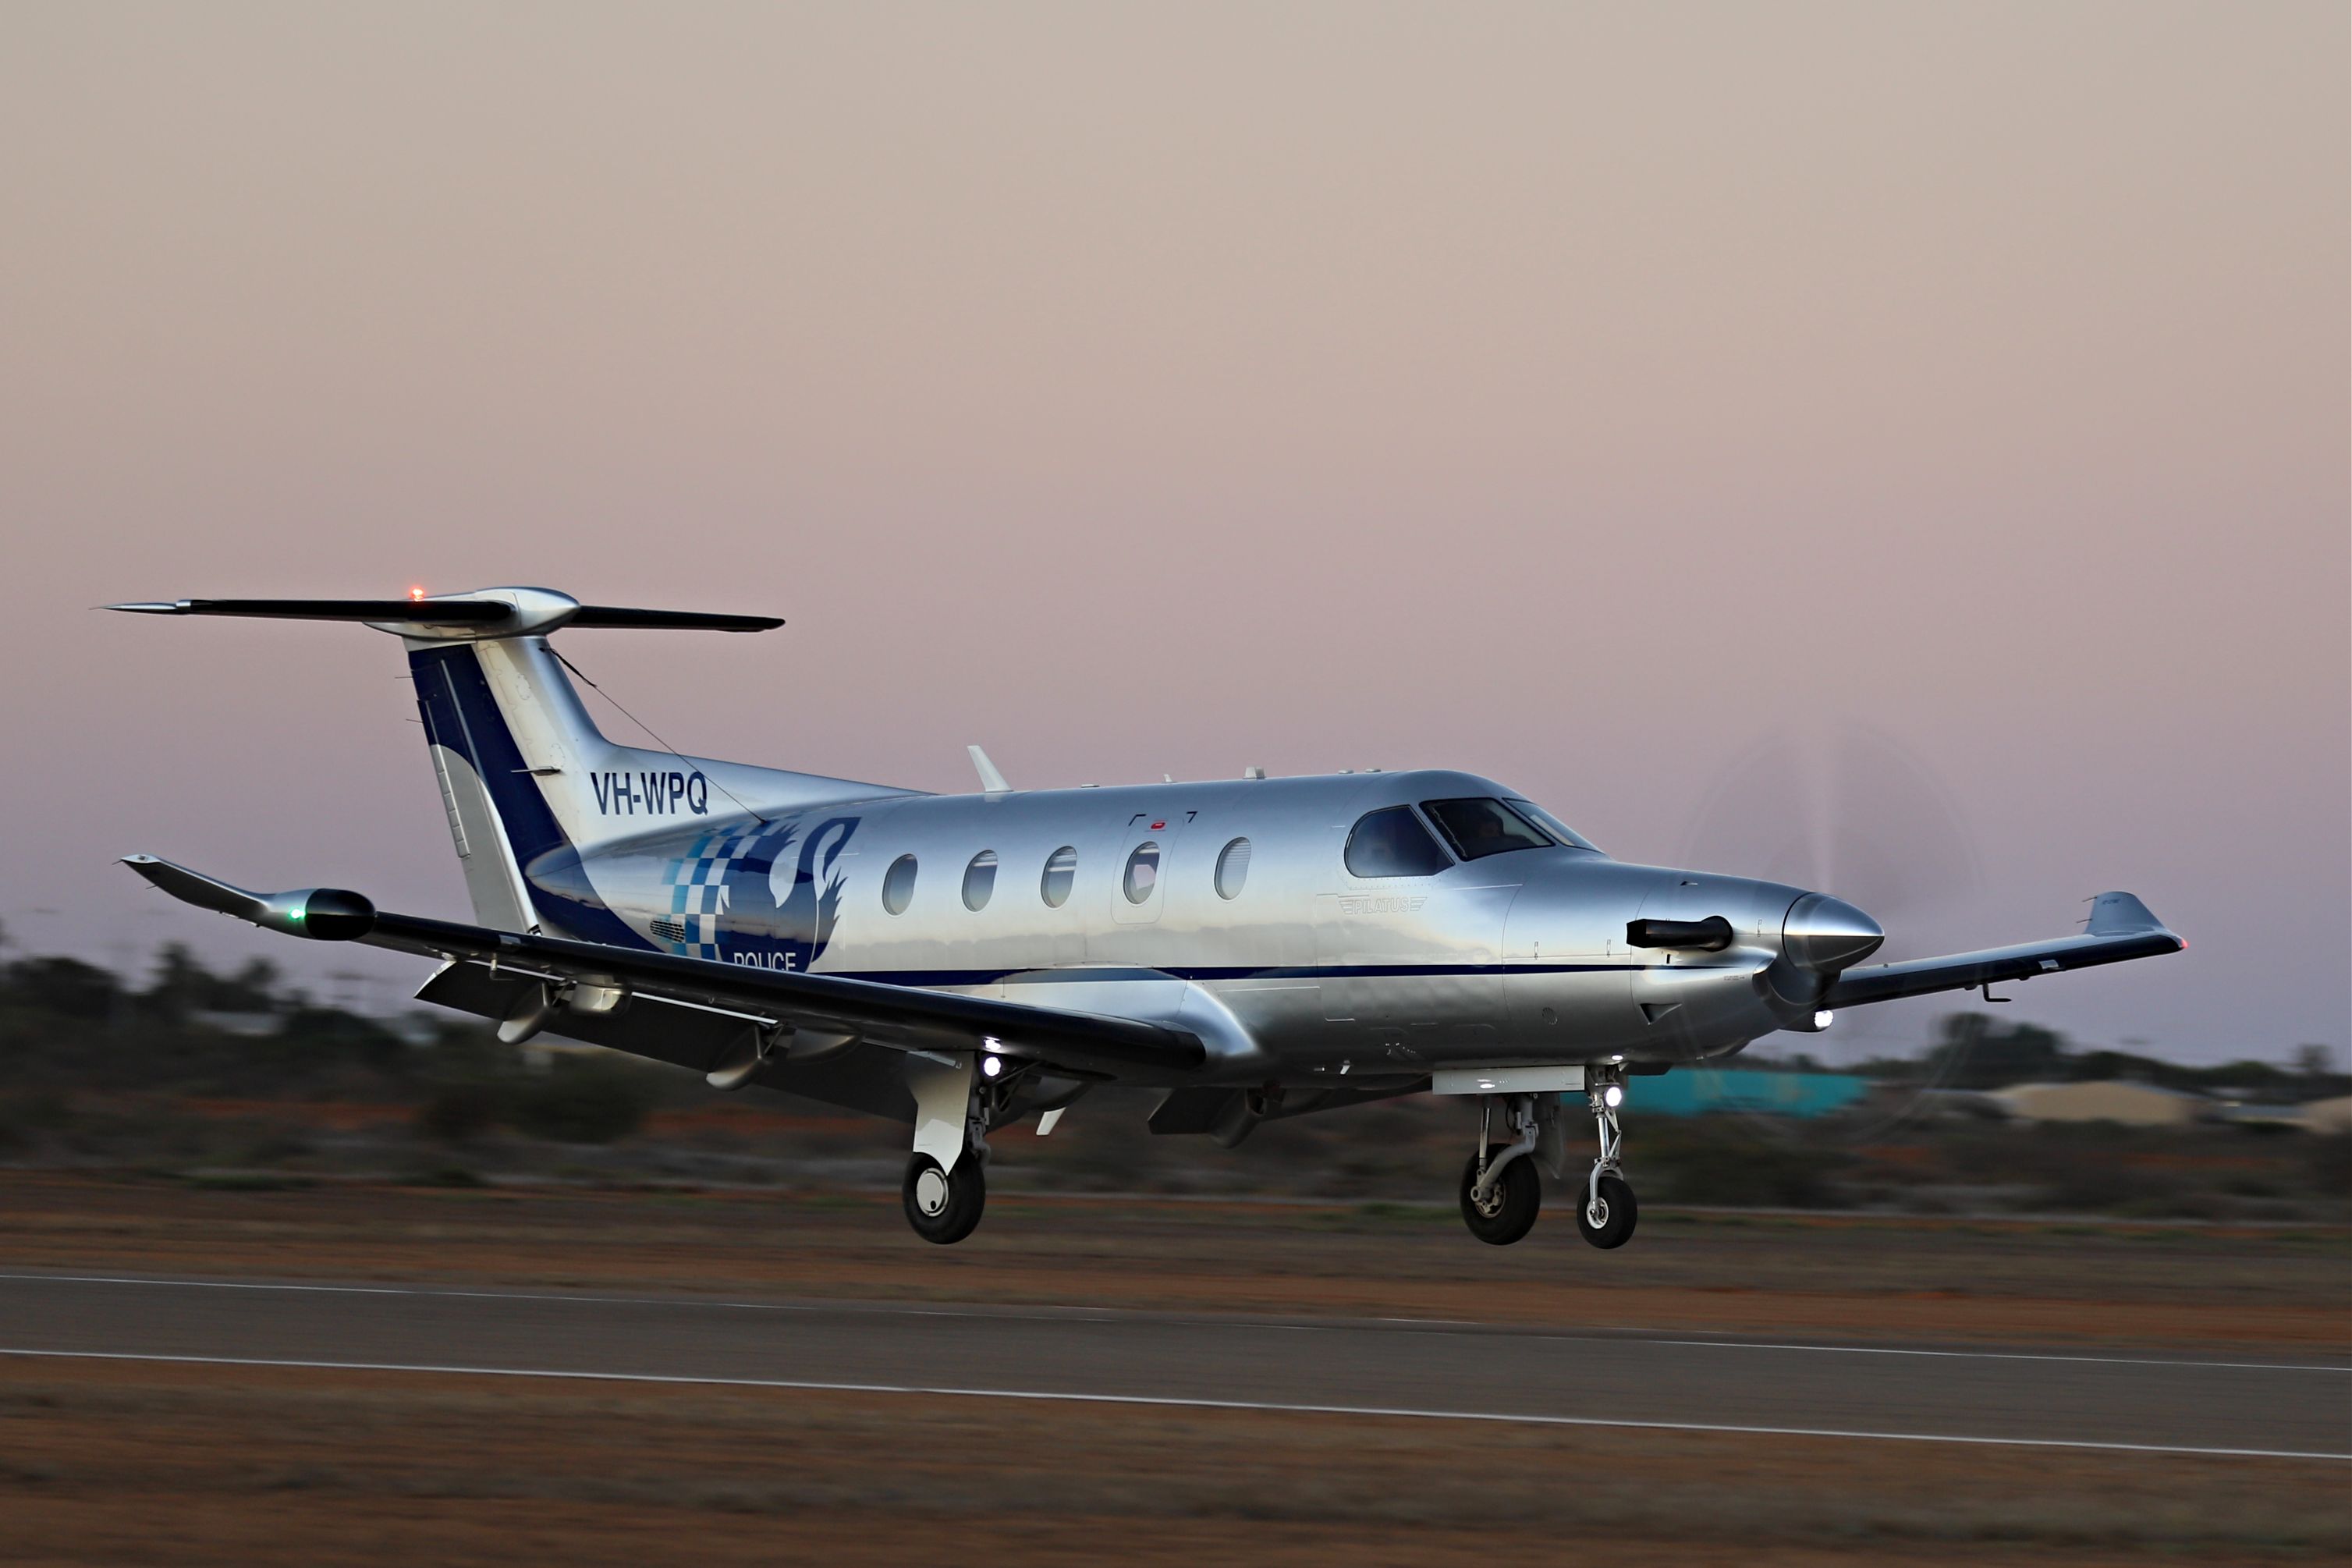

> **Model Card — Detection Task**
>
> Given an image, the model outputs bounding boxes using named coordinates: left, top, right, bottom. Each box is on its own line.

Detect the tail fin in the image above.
left=112, top=587, right=909, bottom=934
left=409, top=637, right=579, bottom=931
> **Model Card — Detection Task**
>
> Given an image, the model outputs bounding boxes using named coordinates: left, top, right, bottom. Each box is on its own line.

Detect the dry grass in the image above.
left=2, top=1361, right=2347, bottom=1566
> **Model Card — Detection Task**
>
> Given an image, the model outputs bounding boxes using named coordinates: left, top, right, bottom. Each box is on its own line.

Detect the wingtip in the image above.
left=119, top=853, right=174, bottom=890
left=2084, top=890, right=2181, bottom=945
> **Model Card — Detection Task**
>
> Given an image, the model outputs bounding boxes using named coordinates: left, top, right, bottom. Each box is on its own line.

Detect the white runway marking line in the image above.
left=2, top=1346, right=2345, bottom=1463
left=2, top=1272, right=2344, bottom=1376
left=1641, top=1336, right=2352, bottom=1374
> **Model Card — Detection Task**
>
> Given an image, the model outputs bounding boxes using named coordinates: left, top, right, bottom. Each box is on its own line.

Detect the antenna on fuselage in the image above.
left=968, top=746, right=1012, bottom=793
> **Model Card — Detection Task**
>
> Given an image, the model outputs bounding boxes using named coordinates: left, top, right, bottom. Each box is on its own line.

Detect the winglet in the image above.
left=122, top=853, right=269, bottom=921
left=968, top=745, right=1012, bottom=793
left=2084, top=891, right=2167, bottom=937
left=121, top=854, right=377, bottom=940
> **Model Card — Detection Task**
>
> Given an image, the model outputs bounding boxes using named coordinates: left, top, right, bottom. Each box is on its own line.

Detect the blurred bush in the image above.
left=0, top=944, right=2343, bottom=1219
left=507, top=1058, right=655, bottom=1144
left=413, top=1083, right=502, bottom=1144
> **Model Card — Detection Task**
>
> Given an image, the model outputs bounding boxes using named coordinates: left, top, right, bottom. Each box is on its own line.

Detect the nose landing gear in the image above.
left=1577, top=1073, right=1637, bottom=1249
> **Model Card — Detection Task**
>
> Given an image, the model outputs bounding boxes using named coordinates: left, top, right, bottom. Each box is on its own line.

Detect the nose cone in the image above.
left=1783, top=892, right=1884, bottom=971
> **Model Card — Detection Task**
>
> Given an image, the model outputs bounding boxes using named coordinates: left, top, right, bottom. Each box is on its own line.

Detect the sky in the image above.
left=2, top=2, right=2344, bottom=1064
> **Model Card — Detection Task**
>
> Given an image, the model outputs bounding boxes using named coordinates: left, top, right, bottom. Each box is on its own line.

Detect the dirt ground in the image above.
left=1, top=1176, right=2346, bottom=1563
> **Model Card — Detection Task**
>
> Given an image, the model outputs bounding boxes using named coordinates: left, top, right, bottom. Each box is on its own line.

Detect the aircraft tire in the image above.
left=1576, top=1172, right=1637, bottom=1250
left=1458, top=1152, right=1540, bottom=1246
left=903, top=1153, right=985, bottom=1244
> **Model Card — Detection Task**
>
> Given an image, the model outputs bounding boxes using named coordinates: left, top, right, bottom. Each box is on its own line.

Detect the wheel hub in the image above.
left=1471, top=1176, right=1505, bottom=1219
left=914, top=1167, right=949, bottom=1216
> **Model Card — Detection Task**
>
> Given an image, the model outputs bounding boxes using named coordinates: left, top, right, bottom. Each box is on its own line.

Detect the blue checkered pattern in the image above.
left=663, top=825, right=765, bottom=960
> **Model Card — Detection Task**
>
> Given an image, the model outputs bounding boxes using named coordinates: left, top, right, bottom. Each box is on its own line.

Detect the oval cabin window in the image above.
left=1040, top=846, right=1077, bottom=908
left=1123, top=842, right=1161, bottom=904
left=882, top=854, right=919, bottom=915
left=962, top=850, right=998, bottom=911
left=1214, top=837, right=1251, bottom=899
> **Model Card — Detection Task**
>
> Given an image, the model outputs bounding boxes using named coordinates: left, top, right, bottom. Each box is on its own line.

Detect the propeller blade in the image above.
left=1676, top=720, right=1980, bottom=953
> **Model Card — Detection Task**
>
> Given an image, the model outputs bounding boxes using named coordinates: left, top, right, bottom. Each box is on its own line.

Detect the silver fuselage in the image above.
left=530, top=768, right=1807, bottom=1084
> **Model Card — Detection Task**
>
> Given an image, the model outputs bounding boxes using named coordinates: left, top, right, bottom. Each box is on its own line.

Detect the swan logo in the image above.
left=658, top=814, right=860, bottom=970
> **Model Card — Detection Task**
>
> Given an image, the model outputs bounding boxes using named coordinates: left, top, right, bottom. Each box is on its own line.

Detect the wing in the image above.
left=122, top=857, right=1206, bottom=1097
left=1824, top=892, right=2183, bottom=1009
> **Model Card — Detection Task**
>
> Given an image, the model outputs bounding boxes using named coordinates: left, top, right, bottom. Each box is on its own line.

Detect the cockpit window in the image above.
left=1505, top=799, right=1601, bottom=853
left=1419, top=798, right=1556, bottom=860
left=1344, top=806, right=1453, bottom=878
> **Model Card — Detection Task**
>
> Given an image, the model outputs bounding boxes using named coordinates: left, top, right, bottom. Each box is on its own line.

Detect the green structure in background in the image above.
left=1630, top=1068, right=1869, bottom=1118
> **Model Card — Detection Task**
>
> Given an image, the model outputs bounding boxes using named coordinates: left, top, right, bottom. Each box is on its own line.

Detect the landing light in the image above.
left=1814, top=1010, right=1835, bottom=1029
left=1602, top=1084, right=1623, bottom=1109
left=981, top=1055, right=1002, bottom=1079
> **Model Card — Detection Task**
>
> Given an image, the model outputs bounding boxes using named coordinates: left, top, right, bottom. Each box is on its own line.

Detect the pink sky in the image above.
left=2, top=2, right=2344, bottom=1063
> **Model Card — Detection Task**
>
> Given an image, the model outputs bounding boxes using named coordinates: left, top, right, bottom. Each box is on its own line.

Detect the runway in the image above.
left=2, top=1272, right=2343, bottom=1460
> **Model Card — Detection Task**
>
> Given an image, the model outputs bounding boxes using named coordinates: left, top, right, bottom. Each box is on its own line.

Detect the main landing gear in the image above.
left=900, top=1052, right=1000, bottom=1245
left=1454, top=1070, right=1638, bottom=1249
left=1460, top=1094, right=1543, bottom=1245
left=903, top=1149, right=985, bottom=1244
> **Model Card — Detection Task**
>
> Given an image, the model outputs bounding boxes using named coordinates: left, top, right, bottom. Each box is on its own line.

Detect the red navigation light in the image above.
left=408, top=585, right=426, bottom=601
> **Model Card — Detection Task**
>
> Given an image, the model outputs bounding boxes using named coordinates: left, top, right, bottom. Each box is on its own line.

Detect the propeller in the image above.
left=1666, top=720, right=1985, bottom=1143
left=1676, top=721, right=1981, bottom=946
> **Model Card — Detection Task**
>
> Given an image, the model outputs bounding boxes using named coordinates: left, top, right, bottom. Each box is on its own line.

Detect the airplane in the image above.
left=108, top=587, right=2184, bottom=1246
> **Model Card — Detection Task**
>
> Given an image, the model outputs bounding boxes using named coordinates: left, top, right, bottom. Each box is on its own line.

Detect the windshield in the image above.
left=1419, top=797, right=1556, bottom=860
left=1505, top=799, right=1601, bottom=853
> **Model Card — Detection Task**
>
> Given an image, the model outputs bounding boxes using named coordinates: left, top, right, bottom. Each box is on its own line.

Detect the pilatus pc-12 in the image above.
left=112, top=588, right=2183, bottom=1245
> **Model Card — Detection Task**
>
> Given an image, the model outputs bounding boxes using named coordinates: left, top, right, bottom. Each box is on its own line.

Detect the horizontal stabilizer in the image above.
left=562, top=605, right=782, bottom=631
left=106, top=588, right=781, bottom=638
left=110, top=598, right=510, bottom=623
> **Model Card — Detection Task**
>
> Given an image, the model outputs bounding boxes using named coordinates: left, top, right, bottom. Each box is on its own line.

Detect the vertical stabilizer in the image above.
left=407, top=635, right=913, bottom=932
left=408, top=640, right=566, bottom=931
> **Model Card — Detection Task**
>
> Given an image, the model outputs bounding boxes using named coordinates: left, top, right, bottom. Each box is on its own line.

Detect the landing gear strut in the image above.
left=1577, top=1072, right=1637, bottom=1249
left=900, top=1052, right=1005, bottom=1245
left=1459, top=1094, right=1541, bottom=1245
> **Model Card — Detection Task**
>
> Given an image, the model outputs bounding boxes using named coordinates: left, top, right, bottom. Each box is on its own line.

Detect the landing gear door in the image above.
left=1109, top=809, right=1190, bottom=926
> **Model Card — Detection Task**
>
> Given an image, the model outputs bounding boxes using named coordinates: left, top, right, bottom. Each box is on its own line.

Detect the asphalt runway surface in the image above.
left=2, top=1271, right=2344, bottom=1461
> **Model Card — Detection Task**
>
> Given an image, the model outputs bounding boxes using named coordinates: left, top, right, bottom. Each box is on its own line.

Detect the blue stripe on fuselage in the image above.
left=733, top=961, right=1684, bottom=987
